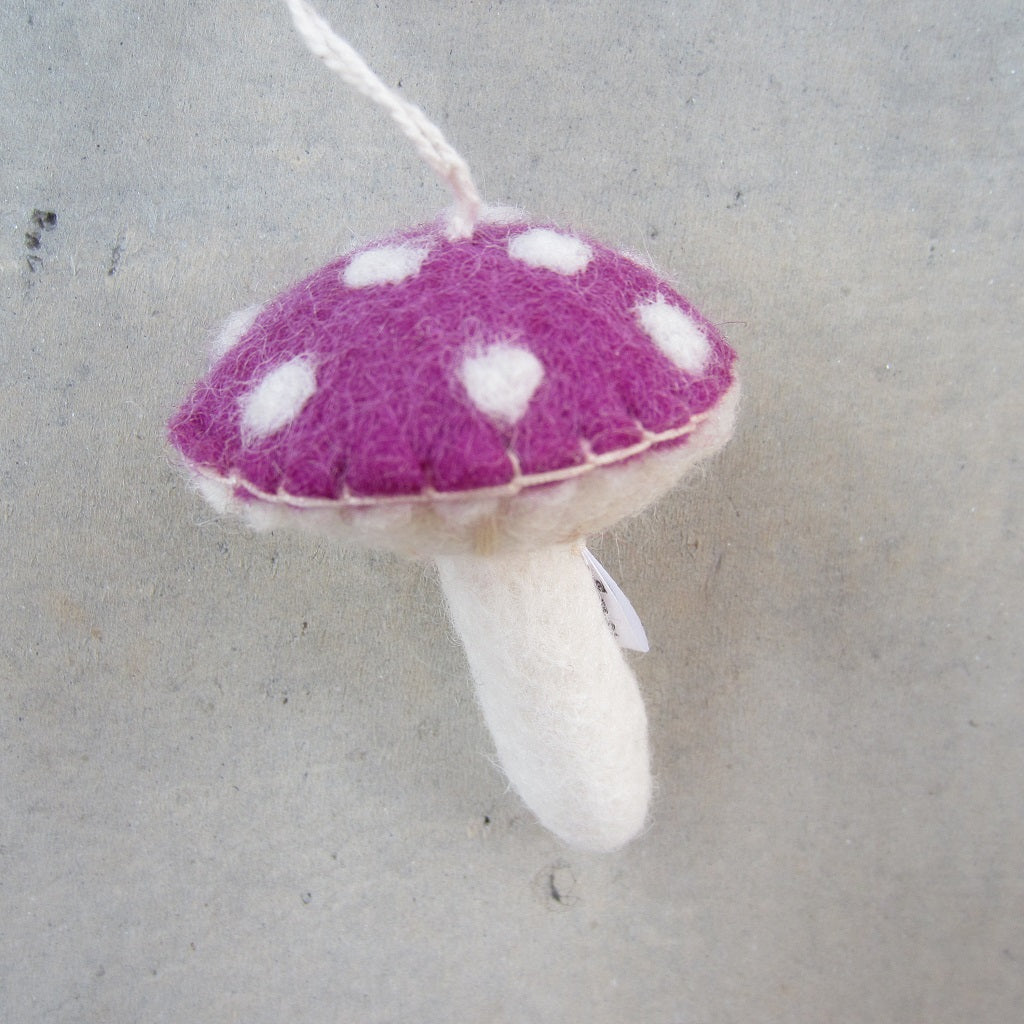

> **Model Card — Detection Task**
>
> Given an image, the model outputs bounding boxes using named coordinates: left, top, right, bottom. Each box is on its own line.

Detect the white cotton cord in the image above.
left=436, top=543, right=652, bottom=852
left=281, top=0, right=481, bottom=238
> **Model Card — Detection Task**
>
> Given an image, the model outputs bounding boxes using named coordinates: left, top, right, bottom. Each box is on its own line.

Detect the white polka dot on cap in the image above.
left=508, top=228, right=593, bottom=275
left=239, top=356, right=318, bottom=438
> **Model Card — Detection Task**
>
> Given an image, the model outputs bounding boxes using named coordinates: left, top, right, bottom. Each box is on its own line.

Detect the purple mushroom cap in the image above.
left=168, top=212, right=739, bottom=554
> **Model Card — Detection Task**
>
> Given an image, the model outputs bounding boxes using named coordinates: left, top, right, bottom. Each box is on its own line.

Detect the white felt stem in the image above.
left=436, top=543, right=651, bottom=852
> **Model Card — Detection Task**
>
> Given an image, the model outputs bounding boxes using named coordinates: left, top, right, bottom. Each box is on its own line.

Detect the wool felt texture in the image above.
left=188, top=376, right=739, bottom=558
left=168, top=214, right=737, bottom=544
left=436, top=543, right=651, bottom=852
left=167, top=0, right=741, bottom=850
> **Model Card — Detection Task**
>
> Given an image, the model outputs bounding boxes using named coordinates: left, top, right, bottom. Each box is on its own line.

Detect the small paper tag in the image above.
left=581, top=547, right=650, bottom=653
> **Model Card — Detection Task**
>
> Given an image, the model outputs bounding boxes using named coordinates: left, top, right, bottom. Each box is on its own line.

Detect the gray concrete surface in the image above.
left=2, top=1, right=1021, bottom=1021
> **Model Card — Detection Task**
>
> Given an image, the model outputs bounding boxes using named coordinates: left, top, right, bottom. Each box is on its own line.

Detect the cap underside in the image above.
left=188, top=376, right=739, bottom=557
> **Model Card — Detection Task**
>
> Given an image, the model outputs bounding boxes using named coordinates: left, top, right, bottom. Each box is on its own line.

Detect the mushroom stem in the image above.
left=436, top=542, right=651, bottom=852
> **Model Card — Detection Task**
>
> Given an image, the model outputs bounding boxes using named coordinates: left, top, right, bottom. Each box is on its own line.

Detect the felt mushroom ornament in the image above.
left=168, top=0, right=739, bottom=852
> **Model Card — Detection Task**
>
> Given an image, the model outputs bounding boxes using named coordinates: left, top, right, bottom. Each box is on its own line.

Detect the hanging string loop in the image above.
left=281, top=0, right=481, bottom=239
